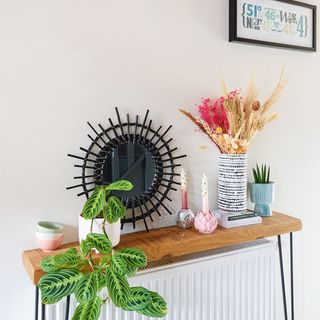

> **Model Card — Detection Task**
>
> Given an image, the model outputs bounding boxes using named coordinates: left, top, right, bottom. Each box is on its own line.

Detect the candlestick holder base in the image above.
left=176, top=208, right=195, bottom=229
left=194, top=210, right=217, bottom=234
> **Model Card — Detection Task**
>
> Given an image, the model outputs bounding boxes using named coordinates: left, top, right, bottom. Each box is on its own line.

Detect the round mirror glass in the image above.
left=101, top=142, right=156, bottom=200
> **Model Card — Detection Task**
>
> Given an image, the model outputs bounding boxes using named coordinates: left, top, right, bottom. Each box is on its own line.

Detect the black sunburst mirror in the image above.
left=67, top=108, right=186, bottom=231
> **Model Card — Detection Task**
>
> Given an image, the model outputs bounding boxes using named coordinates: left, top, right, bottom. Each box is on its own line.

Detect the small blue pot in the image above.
left=249, top=182, right=275, bottom=217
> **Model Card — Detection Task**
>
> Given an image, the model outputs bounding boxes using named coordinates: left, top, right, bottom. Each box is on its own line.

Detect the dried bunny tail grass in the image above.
left=261, top=67, right=288, bottom=114
left=235, top=139, right=250, bottom=154
left=243, top=75, right=259, bottom=119
left=179, top=109, right=224, bottom=153
left=265, top=112, right=278, bottom=123
left=235, top=95, right=245, bottom=131
left=179, top=109, right=204, bottom=129
left=256, top=117, right=266, bottom=130
left=219, top=134, right=249, bottom=154
left=202, top=121, right=249, bottom=154
left=225, top=95, right=244, bottom=137
left=221, top=79, right=228, bottom=97
left=226, top=109, right=237, bottom=136
left=181, top=67, right=285, bottom=154
left=234, top=121, right=246, bottom=140
left=199, top=119, right=226, bottom=153
left=242, top=112, right=255, bottom=141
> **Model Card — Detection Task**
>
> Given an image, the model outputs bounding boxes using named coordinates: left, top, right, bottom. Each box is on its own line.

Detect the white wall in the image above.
left=0, top=0, right=318, bottom=318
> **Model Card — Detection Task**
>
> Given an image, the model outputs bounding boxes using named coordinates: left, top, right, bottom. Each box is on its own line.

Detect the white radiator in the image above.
left=44, top=240, right=275, bottom=320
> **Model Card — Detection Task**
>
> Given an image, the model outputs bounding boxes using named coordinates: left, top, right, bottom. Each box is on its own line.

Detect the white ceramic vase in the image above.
left=218, top=154, right=247, bottom=213
left=78, top=216, right=121, bottom=247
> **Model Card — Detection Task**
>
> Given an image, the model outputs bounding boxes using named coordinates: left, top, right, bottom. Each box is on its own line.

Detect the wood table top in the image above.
left=22, top=211, right=302, bottom=285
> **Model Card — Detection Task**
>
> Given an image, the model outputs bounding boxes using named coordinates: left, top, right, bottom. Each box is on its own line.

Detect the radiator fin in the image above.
left=42, top=240, right=275, bottom=320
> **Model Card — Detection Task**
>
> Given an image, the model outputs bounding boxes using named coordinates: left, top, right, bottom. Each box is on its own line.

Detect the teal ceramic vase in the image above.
left=249, top=182, right=275, bottom=216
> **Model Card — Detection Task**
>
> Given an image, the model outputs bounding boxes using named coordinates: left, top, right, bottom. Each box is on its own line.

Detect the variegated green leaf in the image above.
left=104, top=180, right=133, bottom=191
left=117, top=248, right=147, bottom=268
left=123, top=287, right=151, bottom=312
left=138, top=291, right=168, bottom=318
left=102, top=202, right=118, bottom=224
left=125, top=265, right=138, bottom=277
left=108, top=196, right=127, bottom=220
left=99, top=255, right=111, bottom=266
left=105, top=267, right=130, bottom=307
left=40, top=256, right=56, bottom=272
left=65, top=248, right=78, bottom=255
left=42, top=295, right=64, bottom=305
left=93, top=270, right=107, bottom=290
left=72, top=296, right=102, bottom=320
left=80, top=240, right=91, bottom=257
left=52, top=252, right=81, bottom=269
left=82, top=186, right=106, bottom=219
left=38, top=269, right=83, bottom=300
left=75, top=273, right=97, bottom=303
left=40, top=251, right=81, bottom=272
left=110, top=254, right=127, bottom=276
left=86, top=233, right=112, bottom=255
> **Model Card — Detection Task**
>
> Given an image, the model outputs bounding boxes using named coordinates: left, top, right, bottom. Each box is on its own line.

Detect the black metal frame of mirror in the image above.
left=67, top=107, right=186, bottom=231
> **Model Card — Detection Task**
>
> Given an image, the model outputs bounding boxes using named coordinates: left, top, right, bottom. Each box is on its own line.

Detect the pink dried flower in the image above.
left=226, top=90, right=239, bottom=100
left=197, top=94, right=231, bottom=134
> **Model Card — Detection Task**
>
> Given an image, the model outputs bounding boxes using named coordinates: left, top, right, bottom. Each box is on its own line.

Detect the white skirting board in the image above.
left=44, top=240, right=276, bottom=320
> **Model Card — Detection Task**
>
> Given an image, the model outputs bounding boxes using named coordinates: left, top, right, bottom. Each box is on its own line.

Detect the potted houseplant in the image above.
left=249, top=164, right=275, bottom=216
left=38, top=181, right=167, bottom=320
left=79, top=180, right=132, bottom=247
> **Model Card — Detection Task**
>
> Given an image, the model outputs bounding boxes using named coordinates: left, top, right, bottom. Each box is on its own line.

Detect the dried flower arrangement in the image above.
left=180, top=69, right=288, bottom=154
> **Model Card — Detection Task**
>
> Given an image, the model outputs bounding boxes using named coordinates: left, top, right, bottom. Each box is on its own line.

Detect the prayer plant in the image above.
left=37, top=180, right=168, bottom=320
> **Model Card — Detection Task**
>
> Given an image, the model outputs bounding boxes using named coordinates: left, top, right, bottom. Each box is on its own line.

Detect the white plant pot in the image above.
left=78, top=215, right=121, bottom=247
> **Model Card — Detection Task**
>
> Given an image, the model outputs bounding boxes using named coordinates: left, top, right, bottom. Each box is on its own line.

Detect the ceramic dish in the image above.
left=36, top=221, right=64, bottom=233
left=35, top=231, right=63, bottom=241
left=36, top=235, right=63, bottom=252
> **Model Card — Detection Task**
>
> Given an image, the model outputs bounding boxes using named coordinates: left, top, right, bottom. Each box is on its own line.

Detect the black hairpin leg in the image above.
left=35, top=286, right=39, bottom=320
left=41, top=301, right=46, bottom=320
left=278, top=235, right=288, bottom=320
left=290, top=232, right=294, bottom=320
left=65, top=295, right=70, bottom=320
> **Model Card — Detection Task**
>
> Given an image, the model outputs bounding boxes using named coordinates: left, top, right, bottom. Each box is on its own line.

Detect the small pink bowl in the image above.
left=36, top=235, right=63, bottom=252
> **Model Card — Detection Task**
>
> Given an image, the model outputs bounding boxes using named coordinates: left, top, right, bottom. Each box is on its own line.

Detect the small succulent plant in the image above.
left=253, top=164, right=271, bottom=184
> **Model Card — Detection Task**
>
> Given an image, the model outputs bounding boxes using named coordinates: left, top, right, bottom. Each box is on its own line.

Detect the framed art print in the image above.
left=229, top=0, right=317, bottom=51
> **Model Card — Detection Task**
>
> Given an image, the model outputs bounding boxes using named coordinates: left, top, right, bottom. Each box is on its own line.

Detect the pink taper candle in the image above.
left=181, top=168, right=188, bottom=209
left=202, top=173, right=209, bottom=214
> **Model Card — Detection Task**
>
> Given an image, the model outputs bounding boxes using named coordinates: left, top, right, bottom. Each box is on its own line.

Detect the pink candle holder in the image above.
left=194, top=210, right=217, bottom=234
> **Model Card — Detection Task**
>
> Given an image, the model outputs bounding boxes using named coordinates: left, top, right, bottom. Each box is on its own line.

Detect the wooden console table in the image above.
left=23, top=212, right=302, bottom=320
